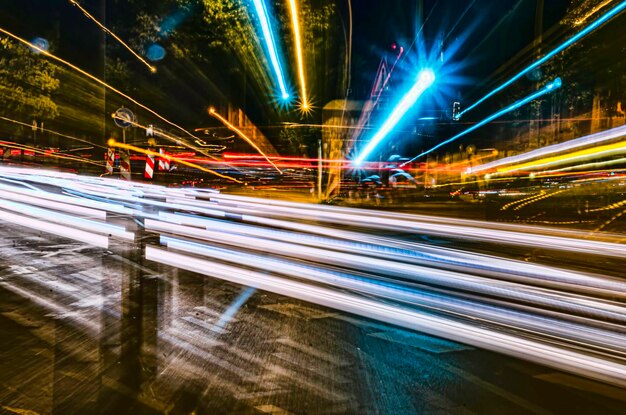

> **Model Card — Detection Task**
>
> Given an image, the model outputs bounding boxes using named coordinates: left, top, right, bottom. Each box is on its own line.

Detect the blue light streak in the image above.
left=401, top=77, right=562, bottom=166
left=252, top=0, right=290, bottom=100
left=214, top=286, right=256, bottom=331
left=353, top=69, right=435, bottom=166
left=457, top=0, right=626, bottom=119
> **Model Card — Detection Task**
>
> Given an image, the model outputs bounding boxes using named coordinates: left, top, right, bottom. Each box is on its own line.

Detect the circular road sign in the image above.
left=114, top=107, right=135, bottom=129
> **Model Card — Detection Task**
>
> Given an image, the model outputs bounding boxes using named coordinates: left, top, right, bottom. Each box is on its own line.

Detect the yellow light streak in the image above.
left=430, top=176, right=514, bottom=189
left=496, top=141, right=626, bottom=175
left=589, top=198, right=626, bottom=213
left=208, top=108, right=282, bottom=174
left=512, top=190, right=566, bottom=211
left=68, top=0, right=156, bottom=73
left=287, top=0, right=309, bottom=109
left=107, top=139, right=243, bottom=183
left=535, top=156, right=626, bottom=176
left=0, top=27, right=204, bottom=152
left=593, top=207, right=626, bottom=232
left=501, top=191, right=546, bottom=211
left=574, top=0, right=614, bottom=25
left=110, top=114, right=224, bottom=163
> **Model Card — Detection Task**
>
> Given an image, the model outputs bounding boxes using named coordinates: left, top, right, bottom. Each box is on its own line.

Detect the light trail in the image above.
left=160, top=235, right=626, bottom=352
left=535, top=158, right=626, bottom=177
left=112, top=115, right=223, bottom=162
left=2, top=166, right=626, bottom=387
left=107, top=139, right=243, bottom=183
left=0, top=208, right=109, bottom=248
left=146, top=247, right=626, bottom=387
left=205, top=192, right=626, bottom=257
left=68, top=0, right=156, bottom=72
left=469, top=124, right=626, bottom=174
left=208, top=108, right=282, bottom=174
left=0, top=27, right=203, bottom=147
left=354, top=69, right=435, bottom=166
left=223, top=153, right=351, bottom=163
left=287, top=0, right=309, bottom=109
left=402, top=77, right=562, bottom=166
left=495, top=140, right=626, bottom=175
left=251, top=0, right=290, bottom=100
left=457, top=0, right=626, bottom=119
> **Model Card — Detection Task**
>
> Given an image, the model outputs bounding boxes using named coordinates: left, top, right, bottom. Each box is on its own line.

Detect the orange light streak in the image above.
left=287, top=0, right=308, bottom=109
left=107, top=139, right=243, bottom=183
left=208, top=108, right=282, bottom=174
left=68, top=0, right=156, bottom=72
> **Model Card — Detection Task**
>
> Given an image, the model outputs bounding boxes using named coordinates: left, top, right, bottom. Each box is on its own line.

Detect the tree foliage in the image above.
left=0, top=37, right=60, bottom=120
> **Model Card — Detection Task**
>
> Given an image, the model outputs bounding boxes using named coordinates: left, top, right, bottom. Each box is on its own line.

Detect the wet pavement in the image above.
left=1, top=223, right=625, bottom=415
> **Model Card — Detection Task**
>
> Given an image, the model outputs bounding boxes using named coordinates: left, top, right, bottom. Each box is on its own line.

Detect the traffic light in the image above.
left=452, top=102, right=461, bottom=120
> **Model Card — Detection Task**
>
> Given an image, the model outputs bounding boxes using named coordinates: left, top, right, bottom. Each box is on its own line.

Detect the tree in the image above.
left=0, top=37, right=60, bottom=121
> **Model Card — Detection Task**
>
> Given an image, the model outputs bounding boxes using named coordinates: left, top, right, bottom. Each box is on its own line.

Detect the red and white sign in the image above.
left=120, top=151, right=131, bottom=181
left=105, top=148, right=115, bottom=174
left=144, top=153, right=155, bottom=179
left=158, top=148, right=170, bottom=171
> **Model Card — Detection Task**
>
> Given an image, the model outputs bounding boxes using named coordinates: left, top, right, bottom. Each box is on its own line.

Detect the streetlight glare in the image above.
left=353, top=68, right=436, bottom=166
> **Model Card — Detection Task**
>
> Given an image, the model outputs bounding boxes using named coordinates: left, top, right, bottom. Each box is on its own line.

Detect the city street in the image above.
left=3, top=1, right=626, bottom=413
left=1, top=167, right=625, bottom=414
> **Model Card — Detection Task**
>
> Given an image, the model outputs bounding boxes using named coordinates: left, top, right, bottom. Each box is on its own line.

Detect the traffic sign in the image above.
left=114, top=107, right=135, bottom=129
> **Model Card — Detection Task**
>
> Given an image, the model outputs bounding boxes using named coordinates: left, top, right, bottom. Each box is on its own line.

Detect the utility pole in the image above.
left=415, top=0, right=423, bottom=42
left=318, top=138, right=323, bottom=201
left=531, top=0, right=544, bottom=148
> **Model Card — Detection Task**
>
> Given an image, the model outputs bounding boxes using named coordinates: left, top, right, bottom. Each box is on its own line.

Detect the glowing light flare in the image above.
left=208, top=108, right=282, bottom=174
left=68, top=0, right=157, bottom=73
left=457, top=0, right=626, bottom=119
left=251, top=0, right=290, bottom=100
left=287, top=0, right=308, bottom=109
left=107, top=139, right=243, bottom=183
left=402, top=77, right=562, bottom=166
left=354, top=69, right=436, bottom=166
